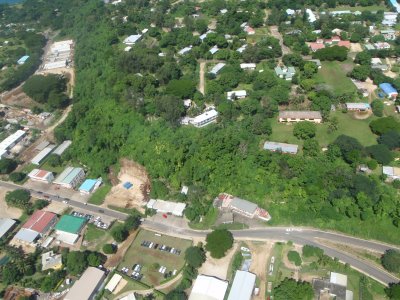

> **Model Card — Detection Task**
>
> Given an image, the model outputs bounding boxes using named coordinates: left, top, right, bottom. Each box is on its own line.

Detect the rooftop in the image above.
left=53, top=140, right=72, bottom=156
left=380, top=83, right=397, bottom=94
left=279, top=110, right=322, bottom=119
left=230, top=197, right=258, bottom=215
left=65, top=267, right=105, bottom=300
left=55, top=215, right=86, bottom=234
left=14, top=228, right=39, bottom=243
left=23, top=210, right=57, bottom=234
left=79, top=179, right=98, bottom=192
left=0, top=218, right=16, bottom=239
left=189, top=275, right=228, bottom=300
left=227, top=271, right=256, bottom=300
left=263, top=141, right=298, bottom=154
left=54, top=167, right=84, bottom=185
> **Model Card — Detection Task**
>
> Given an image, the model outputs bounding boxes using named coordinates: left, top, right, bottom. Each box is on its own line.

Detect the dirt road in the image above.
left=269, top=26, right=291, bottom=57
left=248, top=242, right=273, bottom=300
left=199, top=61, right=206, bottom=95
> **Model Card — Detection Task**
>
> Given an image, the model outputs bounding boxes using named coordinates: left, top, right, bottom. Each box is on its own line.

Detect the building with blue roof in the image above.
left=379, top=83, right=398, bottom=99
left=79, top=179, right=100, bottom=194
left=388, top=0, right=400, bottom=13
left=17, top=55, right=29, bottom=65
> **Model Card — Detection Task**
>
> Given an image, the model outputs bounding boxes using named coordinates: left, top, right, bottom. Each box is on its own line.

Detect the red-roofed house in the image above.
left=23, top=210, right=57, bottom=234
left=244, top=26, right=255, bottom=35
left=332, top=36, right=341, bottom=42
left=338, top=40, right=351, bottom=48
left=28, top=169, right=54, bottom=183
left=309, top=43, right=325, bottom=52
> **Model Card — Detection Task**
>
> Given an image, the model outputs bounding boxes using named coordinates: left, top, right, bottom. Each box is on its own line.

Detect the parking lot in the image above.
left=71, top=210, right=111, bottom=230
left=118, top=229, right=192, bottom=286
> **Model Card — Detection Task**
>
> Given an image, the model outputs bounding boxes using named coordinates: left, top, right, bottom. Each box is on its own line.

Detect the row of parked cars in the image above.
left=71, top=211, right=109, bottom=229
left=140, top=240, right=181, bottom=255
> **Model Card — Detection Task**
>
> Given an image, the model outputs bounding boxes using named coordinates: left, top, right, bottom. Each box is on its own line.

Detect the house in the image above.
left=345, top=103, right=371, bottom=111
left=64, top=267, right=106, bottom=300
left=191, top=109, right=218, bottom=127
left=227, top=90, right=247, bottom=100
left=220, top=8, right=228, bottom=14
left=215, top=193, right=271, bottom=221
left=308, top=42, right=325, bottom=52
left=381, top=29, right=397, bottom=40
left=286, top=8, right=295, bottom=16
left=0, top=218, right=16, bottom=239
left=199, top=30, right=214, bottom=41
left=240, top=63, right=256, bottom=70
left=279, top=111, right=322, bottom=123
left=382, top=12, right=398, bottom=26
left=380, top=83, right=398, bottom=99
left=209, top=63, right=225, bottom=75
left=189, top=275, right=228, bottom=300
left=308, top=59, right=322, bottom=69
left=31, top=145, right=55, bottom=165
left=374, top=42, right=391, bottom=50
left=244, top=26, right=255, bottom=35
left=106, top=274, right=123, bottom=293
left=41, top=251, right=62, bottom=271
left=17, top=55, right=29, bottom=65
left=124, top=46, right=132, bottom=52
left=364, top=44, right=375, bottom=50
left=313, top=272, right=353, bottom=300
left=53, top=167, right=85, bottom=189
left=53, top=140, right=72, bottom=156
left=79, top=179, right=102, bottom=194
left=123, top=34, right=142, bottom=45
left=14, top=211, right=57, bottom=244
left=146, top=199, right=186, bottom=216
left=383, top=166, right=400, bottom=181
left=227, top=271, right=256, bottom=300
left=209, top=45, right=219, bottom=54
left=338, top=40, right=351, bottom=49
left=306, top=9, right=317, bottom=23
left=236, top=44, right=247, bottom=53
left=275, top=66, right=296, bottom=80
left=28, top=169, right=54, bottom=183
left=263, top=141, right=298, bottom=154
left=178, top=46, right=192, bottom=55
left=329, top=10, right=351, bottom=16
left=54, top=215, right=86, bottom=245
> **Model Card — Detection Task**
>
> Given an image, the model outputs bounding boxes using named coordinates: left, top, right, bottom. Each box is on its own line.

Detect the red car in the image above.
left=162, top=214, right=168, bottom=219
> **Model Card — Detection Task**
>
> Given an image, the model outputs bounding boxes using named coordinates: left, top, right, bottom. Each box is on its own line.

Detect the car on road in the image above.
left=98, top=209, right=104, bottom=213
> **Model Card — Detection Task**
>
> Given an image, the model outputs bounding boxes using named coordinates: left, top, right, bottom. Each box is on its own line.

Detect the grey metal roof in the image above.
left=264, top=141, right=298, bottom=154
left=14, top=228, right=39, bottom=243
left=230, top=198, right=257, bottom=214
left=53, top=140, right=72, bottom=156
left=279, top=110, right=322, bottom=119
left=0, top=218, right=16, bottom=239
left=65, top=267, right=105, bottom=300
left=227, top=271, right=256, bottom=300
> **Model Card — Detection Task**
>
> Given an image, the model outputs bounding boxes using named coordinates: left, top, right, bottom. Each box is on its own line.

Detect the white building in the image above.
left=123, top=34, right=142, bottom=45
left=240, top=63, right=256, bottom=70
left=383, top=166, right=400, bottom=181
left=28, top=169, right=54, bottom=183
left=146, top=199, right=186, bottom=216
left=227, top=90, right=247, bottom=100
left=345, top=103, right=371, bottom=111
left=209, top=45, right=219, bottom=54
left=0, top=130, right=26, bottom=159
left=53, top=167, right=85, bottom=189
left=106, top=274, right=122, bottom=293
left=209, top=63, right=226, bottom=75
left=306, top=9, right=317, bottom=23
left=189, top=275, right=228, bottom=300
left=31, top=146, right=55, bottom=165
left=383, top=12, right=398, bottom=26
left=178, top=46, right=192, bottom=55
left=192, top=109, right=218, bottom=127
left=53, top=140, right=72, bottom=156
left=227, top=271, right=256, bottom=300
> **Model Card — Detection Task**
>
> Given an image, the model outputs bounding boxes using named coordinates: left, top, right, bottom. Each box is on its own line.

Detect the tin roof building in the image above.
left=189, top=275, right=228, bottom=300
left=79, top=179, right=100, bottom=194
left=209, top=63, right=226, bottom=75
left=146, top=199, right=186, bottom=216
left=263, top=141, right=299, bottom=154
left=28, top=169, right=54, bottom=183
left=55, top=215, right=86, bottom=245
left=0, top=218, right=16, bottom=239
left=54, top=167, right=85, bottom=189
left=14, top=210, right=57, bottom=243
left=227, top=271, right=256, bottom=300
left=17, top=55, right=29, bottom=65
left=380, top=83, right=398, bottom=98
left=31, top=145, right=55, bottom=165
left=53, top=140, right=72, bottom=156
left=64, top=267, right=106, bottom=300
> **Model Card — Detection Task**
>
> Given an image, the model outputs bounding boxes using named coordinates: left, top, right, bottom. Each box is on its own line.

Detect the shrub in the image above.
left=287, top=250, right=302, bottom=266
left=102, top=244, right=117, bottom=254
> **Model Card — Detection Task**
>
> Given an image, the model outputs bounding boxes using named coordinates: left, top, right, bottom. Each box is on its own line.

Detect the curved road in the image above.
left=1, top=180, right=399, bottom=286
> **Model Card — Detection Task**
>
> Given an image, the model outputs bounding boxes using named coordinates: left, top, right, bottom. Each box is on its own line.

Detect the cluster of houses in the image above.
left=308, top=35, right=351, bottom=52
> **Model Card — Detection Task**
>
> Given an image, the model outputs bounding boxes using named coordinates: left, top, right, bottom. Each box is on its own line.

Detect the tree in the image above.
left=293, top=122, right=316, bottom=140
left=349, top=65, right=371, bottom=81
left=0, top=158, right=17, bottom=174
left=124, top=213, right=141, bottom=231
left=66, top=251, right=88, bottom=275
left=9, top=172, right=26, bottom=183
left=205, top=229, right=233, bottom=258
left=166, top=79, right=196, bottom=99
left=303, top=139, right=320, bottom=156
left=332, top=135, right=364, bottom=164
left=185, top=246, right=206, bottom=268
left=366, top=144, right=393, bottom=164
left=370, top=117, right=400, bottom=135
left=371, top=99, right=384, bottom=117
left=111, top=225, right=129, bottom=243
left=287, top=251, right=302, bottom=266
left=103, top=244, right=117, bottom=254
left=87, top=252, right=106, bottom=266
left=5, top=189, right=31, bottom=210
left=386, top=282, right=400, bottom=299
left=251, top=114, right=272, bottom=135
left=313, top=46, right=348, bottom=61
left=165, top=290, right=187, bottom=300
left=47, top=154, right=62, bottom=167
left=378, top=130, right=400, bottom=150
left=273, top=278, right=314, bottom=300
left=302, top=245, right=323, bottom=258
left=355, top=51, right=372, bottom=66
left=1, top=264, right=23, bottom=284
left=381, top=249, right=400, bottom=273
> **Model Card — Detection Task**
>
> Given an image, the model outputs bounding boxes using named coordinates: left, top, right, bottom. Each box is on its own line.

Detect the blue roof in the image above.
left=379, top=83, right=397, bottom=95
left=123, top=182, right=133, bottom=189
left=79, top=179, right=97, bottom=192
left=389, top=0, right=400, bottom=12
left=17, top=55, right=29, bottom=64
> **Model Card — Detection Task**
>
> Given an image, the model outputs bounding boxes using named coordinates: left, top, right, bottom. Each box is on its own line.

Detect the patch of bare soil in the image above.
left=350, top=43, right=363, bottom=53
left=1, top=85, right=37, bottom=108
left=248, top=242, right=273, bottom=300
left=0, top=188, right=23, bottom=219
left=105, top=229, right=138, bottom=268
left=353, top=110, right=372, bottom=120
left=103, top=159, right=151, bottom=213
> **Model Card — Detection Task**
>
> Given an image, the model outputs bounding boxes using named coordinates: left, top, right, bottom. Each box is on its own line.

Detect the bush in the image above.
left=185, top=246, right=206, bottom=268
left=111, top=225, right=129, bottom=243
left=371, top=99, right=384, bottom=117
left=5, top=189, right=31, bottom=210
left=9, top=172, right=26, bottom=183
left=0, top=158, right=18, bottom=174
left=381, top=249, right=400, bottom=273
left=367, top=159, right=378, bottom=170
left=370, top=117, right=400, bottom=135
left=366, top=144, right=393, bottom=164
left=302, top=245, right=324, bottom=258
left=287, top=250, right=302, bottom=266
left=205, top=229, right=233, bottom=258
left=102, top=244, right=117, bottom=254
left=293, top=122, right=316, bottom=140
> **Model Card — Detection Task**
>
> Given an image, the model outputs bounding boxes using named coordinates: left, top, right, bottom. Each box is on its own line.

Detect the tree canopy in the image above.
left=205, top=229, right=233, bottom=258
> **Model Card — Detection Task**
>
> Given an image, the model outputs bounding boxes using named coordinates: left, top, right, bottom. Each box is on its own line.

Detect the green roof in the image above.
left=55, top=215, right=86, bottom=234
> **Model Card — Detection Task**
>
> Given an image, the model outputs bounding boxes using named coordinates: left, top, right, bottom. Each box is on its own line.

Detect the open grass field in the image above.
left=329, top=5, right=388, bottom=12
left=88, top=185, right=111, bottom=205
left=318, top=61, right=357, bottom=96
left=119, top=229, right=192, bottom=286
left=82, top=222, right=116, bottom=251
left=270, top=111, right=377, bottom=148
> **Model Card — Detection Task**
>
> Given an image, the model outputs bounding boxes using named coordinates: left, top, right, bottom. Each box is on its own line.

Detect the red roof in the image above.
left=36, top=170, right=50, bottom=178
left=309, top=43, right=325, bottom=51
left=23, top=210, right=57, bottom=234
left=338, top=40, right=351, bottom=48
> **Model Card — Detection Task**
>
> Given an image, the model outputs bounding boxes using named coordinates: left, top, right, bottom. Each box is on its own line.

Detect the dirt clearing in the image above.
left=350, top=43, right=363, bottom=53
left=248, top=242, right=273, bottom=300
left=0, top=188, right=23, bottom=219
left=103, top=159, right=150, bottom=213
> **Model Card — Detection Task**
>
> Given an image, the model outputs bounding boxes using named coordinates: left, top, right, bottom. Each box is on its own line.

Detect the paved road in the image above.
left=1, top=180, right=399, bottom=285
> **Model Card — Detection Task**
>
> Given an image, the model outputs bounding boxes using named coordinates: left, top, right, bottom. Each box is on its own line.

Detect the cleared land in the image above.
left=119, top=229, right=192, bottom=286
left=318, top=61, right=357, bottom=95
left=0, top=188, right=23, bottom=219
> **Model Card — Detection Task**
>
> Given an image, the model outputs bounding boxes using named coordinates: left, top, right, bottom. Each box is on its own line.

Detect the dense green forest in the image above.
left=2, top=0, right=399, bottom=244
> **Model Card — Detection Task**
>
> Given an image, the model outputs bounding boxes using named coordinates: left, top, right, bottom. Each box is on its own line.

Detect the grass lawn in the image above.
left=329, top=5, right=387, bottom=12
left=270, top=111, right=377, bottom=148
left=189, top=207, right=218, bottom=229
left=119, top=229, right=192, bottom=287
left=82, top=222, right=116, bottom=251
left=40, top=160, right=65, bottom=175
left=318, top=61, right=357, bottom=96
left=88, top=185, right=111, bottom=205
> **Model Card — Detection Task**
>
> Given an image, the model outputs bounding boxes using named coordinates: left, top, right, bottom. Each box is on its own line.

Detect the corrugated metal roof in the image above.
left=0, top=218, right=16, bottom=239
left=279, top=110, right=322, bottom=119
left=264, top=141, right=298, bottom=154
left=189, top=275, right=228, bottom=300
left=55, top=215, right=86, bottom=234
left=23, top=210, right=57, bottom=234
left=53, top=140, right=72, bottom=156
left=230, top=198, right=257, bottom=215
left=79, top=179, right=97, bottom=192
left=14, top=228, right=39, bottom=243
left=31, top=146, right=55, bottom=165
left=227, top=271, right=256, bottom=300
left=65, top=267, right=105, bottom=300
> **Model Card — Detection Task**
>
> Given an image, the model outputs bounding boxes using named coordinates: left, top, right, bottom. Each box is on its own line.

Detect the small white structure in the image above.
left=105, top=274, right=122, bottom=293
left=330, top=272, right=348, bottom=287
left=209, top=45, right=219, bottom=54
left=189, top=275, right=228, bottom=300
left=123, top=34, right=142, bottom=45
left=28, top=169, right=54, bottom=183
left=31, top=146, right=55, bottom=165
left=192, top=109, right=219, bottom=127
left=240, top=63, right=256, bottom=70
left=227, top=90, right=247, bottom=100
left=41, top=251, right=62, bottom=271
left=306, top=9, right=317, bottom=23
left=237, top=44, right=248, bottom=53
left=0, top=130, right=26, bottom=159
left=181, top=185, right=189, bottom=195
left=0, top=218, right=16, bottom=239
left=146, top=199, right=186, bottom=216
left=383, top=166, right=400, bottom=181
left=345, top=103, right=371, bottom=111
left=382, top=12, right=398, bottom=26
left=178, top=46, right=192, bottom=55
left=209, top=63, right=226, bottom=75
left=43, top=60, right=67, bottom=70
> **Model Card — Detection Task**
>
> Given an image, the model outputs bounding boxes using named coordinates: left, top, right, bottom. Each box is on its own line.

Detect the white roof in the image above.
left=237, top=44, right=247, bottom=53
left=65, top=267, right=105, bottom=300
left=28, top=169, right=53, bottom=180
left=306, top=9, right=317, bottom=23
left=345, top=103, right=370, bottom=110
left=178, top=46, right=192, bottom=55
left=146, top=199, right=186, bottom=216
left=240, top=63, right=256, bottom=69
left=124, top=46, right=132, bottom=52
left=53, top=140, right=72, bottom=156
left=209, top=45, right=219, bottom=54
left=120, top=294, right=137, bottom=300
left=31, top=146, right=55, bottom=165
left=0, top=218, right=16, bottom=239
left=55, top=231, right=79, bottom=245
left=189, top=275, right=228, bottom=300
left=227, top=271, right=256, bottom=300
left=371, top=57, right=382, bottom=64
left=0, top=130, right=26, bottom=152
left=286, top=8, right=295, bottom=15
left=14, top=228, right=39, bottom=243
left=123, top=34, right=142, bottom=45
left=227, top=90, right=247, bottom=99
left=192, top=109, right=218, bottom=125
left=330, top=272, right=348, bottom=287
left=209, top=63, right=226, bottom=75
left=43, top=60, right=67, bottom=70
left=105, top=274, right=122, bottom=292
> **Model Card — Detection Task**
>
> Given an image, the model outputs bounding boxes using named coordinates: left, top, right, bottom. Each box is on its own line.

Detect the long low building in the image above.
left=263, top=141, right=298, bottom=154
left=191, top=109, right=218, bottom=127
left=227, top=271, right=256, bottom=300
left=31, top=145, right=55, bottom=165
left=54, top=167, right=85, bottom=189
left=189, top=275, right=228, bottom=300
left=28, top=169, right=54, bottom=183
left=279, top=111, right=322, bottom=123
left=64, top=267, right=106, bottom=300
left=345, top=103, right=371, bottom=111
left=53, top=140, right=72, bottom=156
left=146, top=199, right=186, bottom=217
left=0, top=130, right=26, bottom=158
left=0, top=218, right=16, bottom=239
